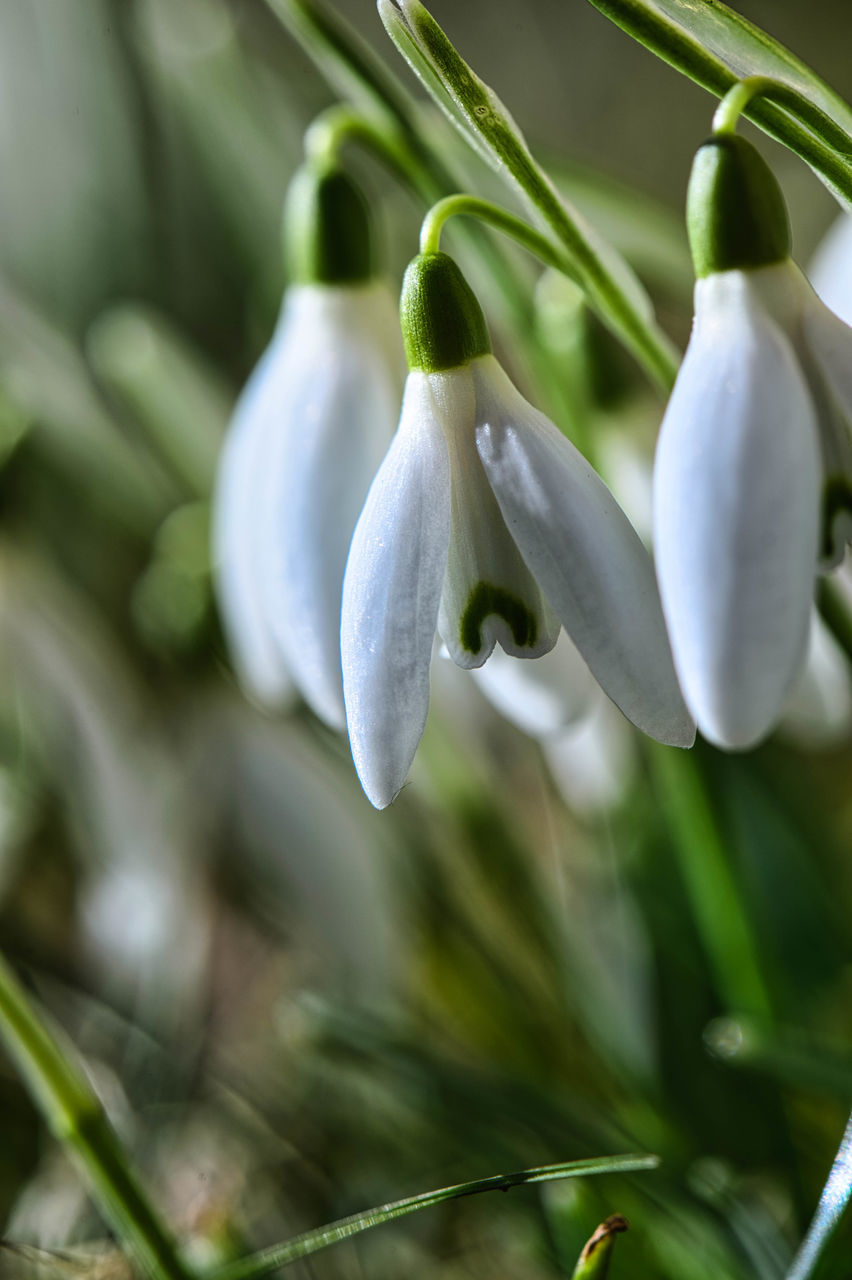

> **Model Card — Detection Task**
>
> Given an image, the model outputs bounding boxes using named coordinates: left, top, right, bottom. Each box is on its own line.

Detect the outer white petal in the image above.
left=542, top=687, right=636, bottom=815
left=258, top=284, right=404, bottom=729
left=809, top=213, right=852, bottom=328
left=211, top=310, right=297, bottom=712
left=426, top=368, right=558, bottom=668
left=654, top=269, right=821, bottom=749
left=473, top=355, right=694, bottom=748
left=341, top=374, right=451, bottom=809
left=799, top=289, right=852, bottom=565
left=470, top=630, right=596, bottom=737
left=778, top=606, right=852, bottom=747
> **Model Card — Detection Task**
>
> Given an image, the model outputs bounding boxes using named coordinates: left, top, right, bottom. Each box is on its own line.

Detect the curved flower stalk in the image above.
left=212, top=162, right=404, bottom=725
left=809, top=213, right=852, bottom=327
left=654, top=131, right=852, bottom=749
left=342, top=251, right=693, bottom=809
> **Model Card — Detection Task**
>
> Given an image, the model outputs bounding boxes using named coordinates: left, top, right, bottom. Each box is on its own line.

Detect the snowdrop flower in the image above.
left=654, top=132, right=852, bottom=750
left=212, top=162, right=404, bottom=724
left=342, top=250, right=693, bottom=809
left=809, top=213, right=852, bottom=327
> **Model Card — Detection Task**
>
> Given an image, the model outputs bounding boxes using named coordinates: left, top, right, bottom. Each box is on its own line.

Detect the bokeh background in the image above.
left=1, top=2, right=852, bottom=1277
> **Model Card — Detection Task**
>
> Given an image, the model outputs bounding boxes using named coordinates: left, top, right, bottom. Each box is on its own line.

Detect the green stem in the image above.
left=383, top=1, right=680, bottom=391
left=647, top=746, right=774, bottom=1023
left=270, top=0, right=612, bottom=446
left=712, top=75, right=852, bottom=156
left=207, top=1155, right=659, bottom=1280
left=0, top=953, right=193, bottom=1280
left=420, top=194, right=580, bottom=281
left=303, top=103, right=423, bottom=190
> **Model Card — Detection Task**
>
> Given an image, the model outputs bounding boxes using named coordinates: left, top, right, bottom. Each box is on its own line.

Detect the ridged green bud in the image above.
left=401, top=252, right=491, bottom=372
left=687, top=134, right=791, bottom=278
left=284, top=163, right=372, bottom=285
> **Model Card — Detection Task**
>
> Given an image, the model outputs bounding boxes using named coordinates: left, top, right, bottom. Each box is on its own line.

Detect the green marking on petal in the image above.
left=822, top=476, right=852, bottom=560
left=460, top=582, right=538, bottom=654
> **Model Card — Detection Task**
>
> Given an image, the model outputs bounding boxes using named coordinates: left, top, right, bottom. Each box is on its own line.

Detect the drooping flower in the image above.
left=341, top=251, right=694, bottom=809
left=809, top=212, right=852, bottom=327
left=654, top=133, right=852, bottom=750
left=212, top=162, right=404, bottom=725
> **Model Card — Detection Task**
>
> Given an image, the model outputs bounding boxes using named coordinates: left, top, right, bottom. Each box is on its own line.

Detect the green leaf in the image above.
left=208, top=1154, right=660, bottom=1280
left=584, top=0, right=852, bottom=206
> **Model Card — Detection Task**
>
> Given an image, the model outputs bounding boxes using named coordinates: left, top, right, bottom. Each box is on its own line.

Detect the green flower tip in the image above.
left=687, top=133, right=791, bottom=279
left=284, top=162, right=373, bottom=286
left=401, top=252, right=491, bottom=372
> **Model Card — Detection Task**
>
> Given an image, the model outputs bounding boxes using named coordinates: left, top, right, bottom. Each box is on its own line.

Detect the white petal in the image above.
left=259, top=284, right=403, bottom=729
left=470, top=630, right=596, bottom=737
left=424, top=367, right=558, bottom=668
left=473, top=356, right=694, bottom=748
left=341, top=374, right=451, bottom=809
left=809, top=213, right=852, bottom=328
left=211, top=313, right=297, bottom=712
left=778, top=606, right=852, bottom=747
left=654, top=270, right=821, bottom=748
left=800, top=290, right=852, bottom=566
left=542, top=688, right=636, bottom=815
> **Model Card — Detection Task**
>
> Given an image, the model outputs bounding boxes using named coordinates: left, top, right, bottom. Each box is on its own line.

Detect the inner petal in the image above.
left=427, top=369, right=558, bottom=669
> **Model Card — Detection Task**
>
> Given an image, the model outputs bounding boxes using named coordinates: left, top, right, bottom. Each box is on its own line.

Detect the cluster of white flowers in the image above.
left=211, top=131, right=852, bottom=811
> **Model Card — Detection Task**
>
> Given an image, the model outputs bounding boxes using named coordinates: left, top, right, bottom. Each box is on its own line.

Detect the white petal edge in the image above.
left=778, top=606, right=852, bottom=748
left=808, top=213, right=852, bottom=328
left=472, top=355, right=695, bottom=748
left=654, top=269, right=821, bottom=749
left=258, top=284, right=403, bottom=730
left=211, top=309, right=297, bottom=713
left=341, top=373, right=451, bottom=809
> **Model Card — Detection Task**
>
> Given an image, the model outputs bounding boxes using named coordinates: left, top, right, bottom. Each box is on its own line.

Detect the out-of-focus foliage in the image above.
left=0, top=2, right=851, bottom=1279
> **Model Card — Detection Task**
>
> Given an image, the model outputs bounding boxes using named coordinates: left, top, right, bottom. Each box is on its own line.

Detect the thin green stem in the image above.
left=647, top=745, right=774, bottom=1023
left=0, top=953, right=193, bottom=1280
left=270, top=0, right=611, bottom=447
left=303, top=103, right=423, bottom=190
left=207, top=1155, right=659, bottom=1280
left=712, top=76, right=852, bottom=156
left=419, top=195, right=580, bottom=282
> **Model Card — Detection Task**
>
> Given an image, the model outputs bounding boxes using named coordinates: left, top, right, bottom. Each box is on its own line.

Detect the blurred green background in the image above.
left=1, top=2, right=852, bottom=1277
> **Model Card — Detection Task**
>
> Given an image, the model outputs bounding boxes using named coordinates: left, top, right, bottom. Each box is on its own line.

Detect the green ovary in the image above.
left=460, top=581, right=538, bottom=654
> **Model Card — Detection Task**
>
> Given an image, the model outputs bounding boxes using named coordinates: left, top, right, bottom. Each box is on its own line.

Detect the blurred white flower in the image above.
left=212, top=164, right=404, bottom=725
left=342, top=252, right=693, bottom=809
left=809, top=213, right=852, bottom=327
left=654, top=134, right=852, bottom=750
left=778, top=607, right=852, bottom=748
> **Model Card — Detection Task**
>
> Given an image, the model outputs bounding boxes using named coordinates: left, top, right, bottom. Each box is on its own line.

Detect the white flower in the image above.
left=654, top=134, right=852, bottom=750
left=212, top=279, right=404, bottom=725
left=809, top=213, right=852, bottom=327
left=470, top=630, right=597, bottom=738
left=341, top=252, right=694, bottom=809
